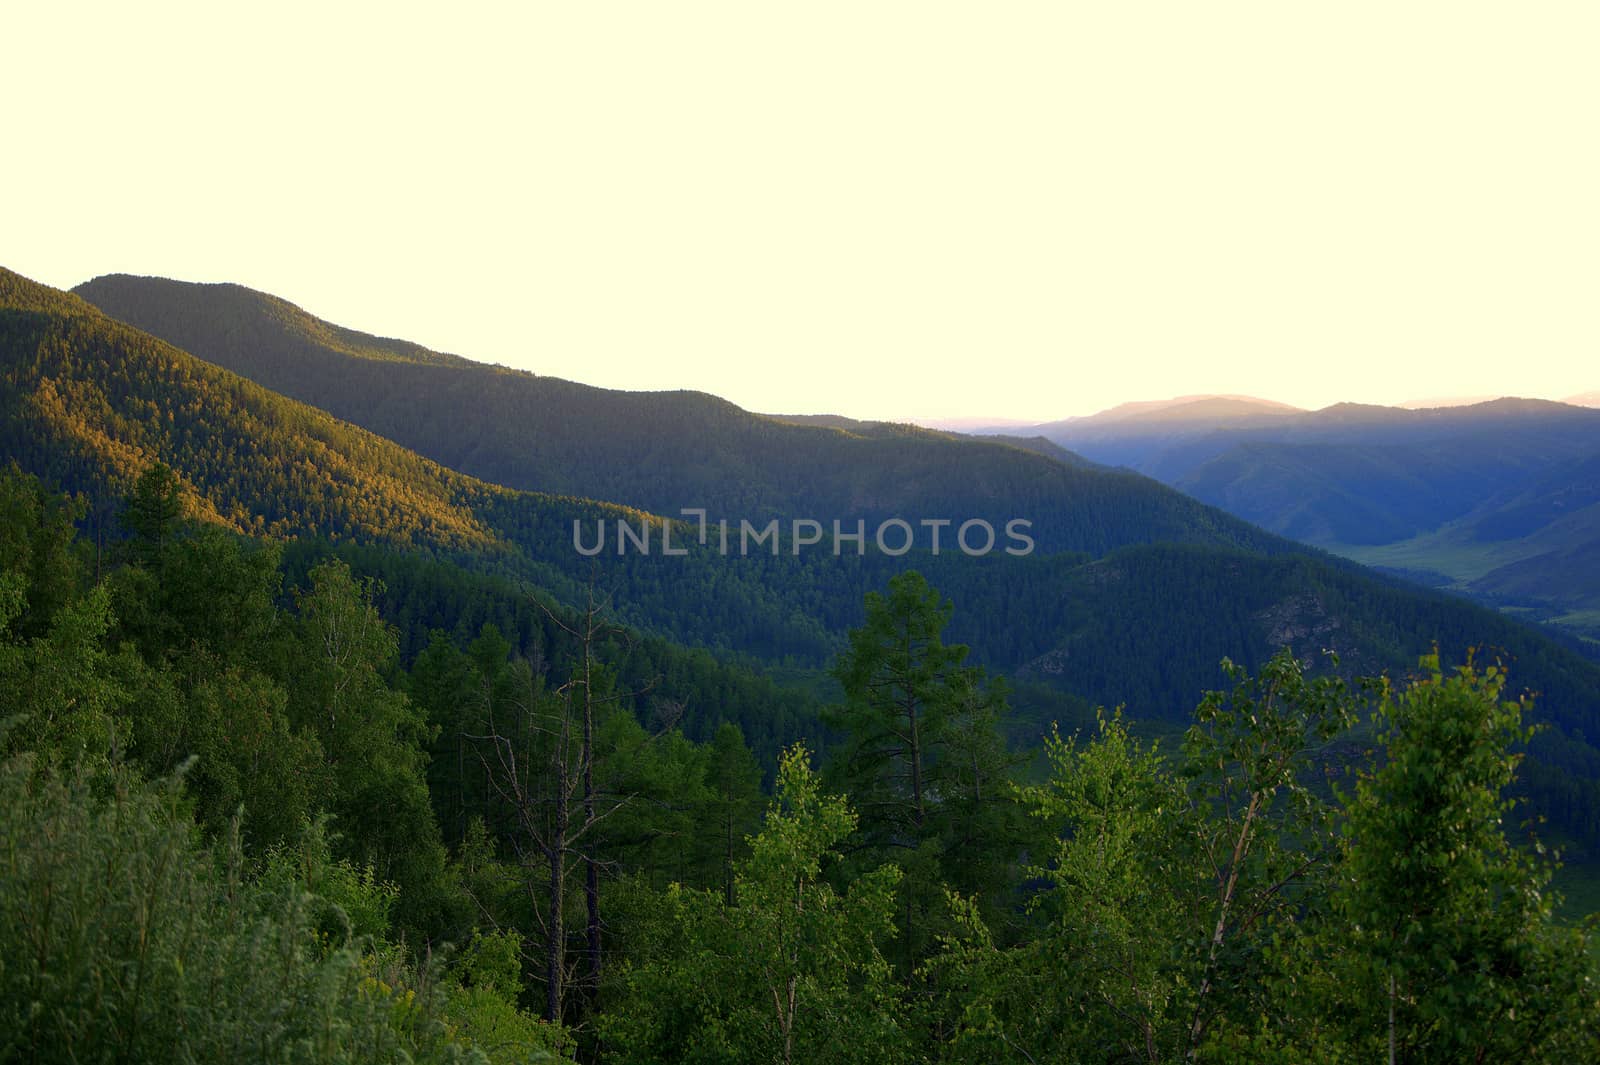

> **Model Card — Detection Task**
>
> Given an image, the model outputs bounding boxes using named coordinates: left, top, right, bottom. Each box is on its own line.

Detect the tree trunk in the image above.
left=546, top=834, right=565, bottom=1023
left=581, top=607, right=602, bottom=998
left=725, top=795, right=737, bottom=906
left=1187, top=790, right=1260, bottom=1060
left=1388, top=972, right=1396, bottom=1065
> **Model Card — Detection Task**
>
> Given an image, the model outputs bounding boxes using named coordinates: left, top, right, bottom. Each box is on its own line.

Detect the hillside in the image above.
left=8, top=266, right=1600, bottom=848
left=0, top=270, right=510, bottom=552
left=1175, top=405, right=1600, bottom=645
left=1337, top=450, right=1600, bottom=647
left=998, top=393, right=1600, bottom=642
left=39, top=267, right=1600, bottom=687
left=73, top=274, right=1266, bottom=557
left=1172, top=432, right=1588, bottom=546
left=994, top=395, right=1303, bottom=471
left=766, top=411, right=1097, bottom=468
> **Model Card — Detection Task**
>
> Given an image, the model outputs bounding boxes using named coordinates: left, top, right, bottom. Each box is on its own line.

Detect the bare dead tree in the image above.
left=462, top=575, right=661, bottom=1025
left=534, top=579, right=659, bottom=1005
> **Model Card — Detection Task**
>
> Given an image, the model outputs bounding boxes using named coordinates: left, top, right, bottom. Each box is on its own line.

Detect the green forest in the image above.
left=7, top=266, right=1600, bottom=1061
left=4, top=463, right=1598, bottom=1063
left=11, top=266, right=1600, bottom=861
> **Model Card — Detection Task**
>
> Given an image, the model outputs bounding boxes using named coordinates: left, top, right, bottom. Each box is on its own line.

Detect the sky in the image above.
left=4, top=2, right=1596, bottom=423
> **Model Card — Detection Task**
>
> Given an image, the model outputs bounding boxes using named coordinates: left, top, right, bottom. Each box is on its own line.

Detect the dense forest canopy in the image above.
left=3, top=465, right=1597, bottom=1062
left=4, top=264, right=1600, bottom=1060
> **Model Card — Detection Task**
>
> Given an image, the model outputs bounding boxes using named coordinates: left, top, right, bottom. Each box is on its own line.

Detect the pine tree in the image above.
left=823, top=570, right=1020, bottom=967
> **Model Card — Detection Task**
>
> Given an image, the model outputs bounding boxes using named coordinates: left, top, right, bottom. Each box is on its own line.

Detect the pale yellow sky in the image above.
left=4, top=2, right=1596, bottom=421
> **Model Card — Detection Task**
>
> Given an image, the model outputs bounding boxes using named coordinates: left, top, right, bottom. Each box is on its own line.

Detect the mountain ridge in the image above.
left=71, top=272, right=1278, bottom=558
left=11, top=264, right=1600, bottom=852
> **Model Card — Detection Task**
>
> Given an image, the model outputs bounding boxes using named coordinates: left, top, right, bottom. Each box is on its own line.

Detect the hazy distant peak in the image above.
left=1127, top=395, right=1300, bottom=420
left=1441, top=396, right=1593, bottom=418
left=1399, top=394, right=1503, bottom=409
left=1308, top=401, right=1413, bottom=420
left=1565, top=390, right=1600, bottom=409
left=1304, top=397, right=1590, bottom=424
left=915, top=416, right=1039, bottom=432
left=1068, top=394, right=1302, bottom=427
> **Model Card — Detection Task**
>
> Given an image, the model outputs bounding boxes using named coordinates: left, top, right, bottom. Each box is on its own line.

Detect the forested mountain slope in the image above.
left=7, top=266, right=1600, bottom=847
left=75, top=273, right=1270, bottom=556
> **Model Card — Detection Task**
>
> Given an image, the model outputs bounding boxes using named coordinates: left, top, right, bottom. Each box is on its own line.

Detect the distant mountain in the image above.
left=989, top=391, right=1600, bottom=647
left=13, top=265, right=1600, bottom=847
left=73, top=273, right=1266, bottom=558
left=1012, top=396, right=1591, bottom=473
left=1003, top=396, right=1305, bottom=473
left=1400, top=394, right=1503, bottom=410
left=915, top=416, right=1039, bottom=433
left=1566, top=391, right=1600, bottom=409
left=1342, top=449, right=1600, bottom=639
left=1170, top=406, right=1600, bottom=543
left=1051, top=394, right=1303, bottom=426
left=1468, top=449, right=1600, bottom=609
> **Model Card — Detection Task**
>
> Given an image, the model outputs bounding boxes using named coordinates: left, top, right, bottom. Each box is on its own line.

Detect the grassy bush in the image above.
left=0, top=753, right=569, bottom=1063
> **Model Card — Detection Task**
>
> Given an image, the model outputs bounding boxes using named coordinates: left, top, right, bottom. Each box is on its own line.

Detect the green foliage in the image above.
left=282, top=560, right=454, bottom=935
left=0, top=754, right=570, bottom=1064
left=0, top=459, right=86, bottom=636
left=0, top=579, right=122, bottom=761
left=925, top=650, right=1537, bottom=1064
left=1006, top=711, right=1195, bottom=1060
left=120, top=461, right=184, bottom=564
left=823, top=571, right=1026, bottom=969
left=262, top=818, right=402, bottom=942
left=1326, top=654, right=1600, bottom=1061
left=1177, top=651, right=1359, bottom=1050
left=703, top=721, right=764, bottom=902
left=4, top=279, right=1600, bottom=1061
left=603, top=745, right=906, bottom=1065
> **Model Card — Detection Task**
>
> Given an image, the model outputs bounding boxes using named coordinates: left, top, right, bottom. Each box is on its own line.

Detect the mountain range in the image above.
left=5, top=266, right=1600, bottom=853
left=976, top=393, right=1600, bottom=650
left=73, top=275, right=1222, bottom=557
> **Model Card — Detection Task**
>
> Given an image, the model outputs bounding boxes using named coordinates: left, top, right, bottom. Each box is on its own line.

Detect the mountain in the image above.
left=1164, top=401, right=1600, bottom=647
left=765, top=413, right=1098, bottom=468
left=0, top=269, right=511, bottom=553
left=52, top=270, right=1600, bottom=675
left=1056, top=394, right=1303, bottom=425
left=74, top=274, right=1270, bottom=558
left=916, top=415, right=1038, bottom=433
left=1009, top=396, right=1305, bottom=472
left=1170, top=409, right=1600, bottom=543
left=991, top=393, right=1600, bottom=646
left=1401, top=394, right=1504, bottom=409
left=11, top=266, right=1600, bottom=848
left=950, top=397, right=1302, bottom=440
left=1567, top=391, right=1600, bottom=409
left=975, top=435, right=1100, bottom=468
left=1013, top=396, right=1595, bottom=481
left=1337, top=449, right=1600, bottom=644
